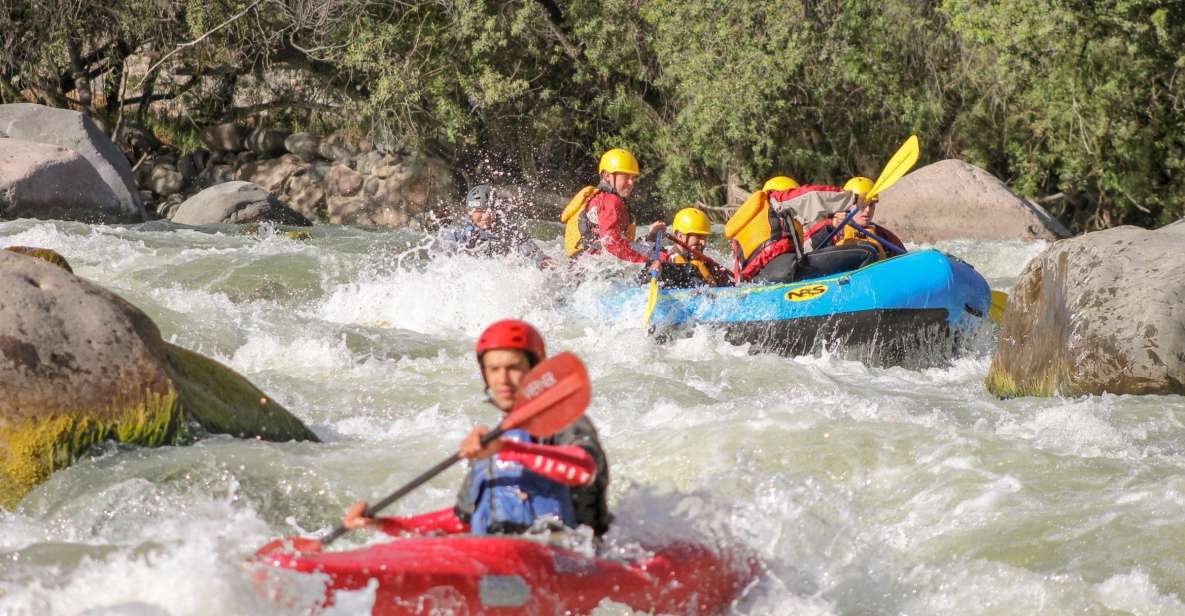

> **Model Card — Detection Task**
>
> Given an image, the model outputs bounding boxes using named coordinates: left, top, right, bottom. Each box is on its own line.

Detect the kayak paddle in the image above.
left=663, top=232, right=730, bottom=281
left=265, top=351, right=592, bottom=554
left=817, top=134, right=921, bottom=251
left=643, top=238, right=663, bottom=328
left=989, top=290, right=1009, bottom=323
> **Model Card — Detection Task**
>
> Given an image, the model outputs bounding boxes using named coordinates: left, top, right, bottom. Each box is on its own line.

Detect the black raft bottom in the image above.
left=717, top=308, right=956, bottom=368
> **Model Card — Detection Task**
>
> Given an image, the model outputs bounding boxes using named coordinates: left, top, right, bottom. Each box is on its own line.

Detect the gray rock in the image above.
left=987, top=224, right=1185, bottom=397
left=156, top=193, right=185, bottom=220
left=235, top=154, right=305, bottom=194
left=327, top=155, right=455, bottom=228
left=326, top=164, right=364, bottom=197
left=0, top=139, right=124, bottom=222
left=170, top=181, right=311, bottom=226
left=201, top=122, right=249, bottom=153
left=0, top=103, right=145, bottom=222
left=199, top=164, right=234, bottom=187
left=876, top=159, right=1072, bottom=243
left=284, top=132, right=322, bottom=160
left=246, top=128, right=290, bottom=156
left=0, top=249, right=318, bottom=507
left=318, top=130, right=362, bottom=161
left=284, top=174, right=325, bottom=221
left=147, top=165, right=184, bottom=196
left=177, top=153, right=201, bottom=182
left=355, top=150, right=384, bottom=175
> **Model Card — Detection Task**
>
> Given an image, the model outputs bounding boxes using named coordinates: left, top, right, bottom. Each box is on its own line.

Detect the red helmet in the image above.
left=475, top=319, right=546, bottom=366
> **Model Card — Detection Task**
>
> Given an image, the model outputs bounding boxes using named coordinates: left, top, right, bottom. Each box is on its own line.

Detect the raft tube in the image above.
left=609, top=249, right=992, bottom=363
left=255, top=535, right=755, bottom=614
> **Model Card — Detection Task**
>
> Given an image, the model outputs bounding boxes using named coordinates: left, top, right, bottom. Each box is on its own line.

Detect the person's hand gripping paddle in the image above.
left=256, top=352, right=591, bottom=556
left=818, top=134, right=920, bottom=250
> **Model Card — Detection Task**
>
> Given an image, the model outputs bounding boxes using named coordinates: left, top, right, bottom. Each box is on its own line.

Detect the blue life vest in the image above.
left=466, top=429, right=576, bottom=535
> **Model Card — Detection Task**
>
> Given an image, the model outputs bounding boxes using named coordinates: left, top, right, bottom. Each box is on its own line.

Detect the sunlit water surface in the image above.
left=1, top=219, right=1183, bottom=615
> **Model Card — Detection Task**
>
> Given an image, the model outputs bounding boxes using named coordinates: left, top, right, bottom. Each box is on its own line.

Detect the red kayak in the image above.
left=254, top=534, right=756, bottom=614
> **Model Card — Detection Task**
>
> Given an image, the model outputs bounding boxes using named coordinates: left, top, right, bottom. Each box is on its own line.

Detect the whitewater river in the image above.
left=1, top=218, right=1184, bottom=615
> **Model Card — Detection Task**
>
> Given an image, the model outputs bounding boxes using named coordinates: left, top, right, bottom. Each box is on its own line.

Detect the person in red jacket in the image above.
left=342, top=320, right=612, bottom=537
left=562, top=148, right=666, bottom=267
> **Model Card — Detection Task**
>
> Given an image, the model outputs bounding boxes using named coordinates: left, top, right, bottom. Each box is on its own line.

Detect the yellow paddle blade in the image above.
left=867, top=134, right=920, bottom=201
left=989, top=290, right=1009, bottom=323
left=643, top=277, right=659, bottom=328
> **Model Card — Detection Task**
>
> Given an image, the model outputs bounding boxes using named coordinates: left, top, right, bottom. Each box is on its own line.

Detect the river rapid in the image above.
left=1, top=218, right=1184, bottom=615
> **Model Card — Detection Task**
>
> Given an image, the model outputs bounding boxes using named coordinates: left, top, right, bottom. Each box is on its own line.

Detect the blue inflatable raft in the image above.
left=606, top=248, right=992, bottom=364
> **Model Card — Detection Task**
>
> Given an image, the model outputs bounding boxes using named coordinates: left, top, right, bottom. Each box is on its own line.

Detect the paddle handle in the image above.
left=846, top=221, right=906, bottom=256
left=662, top=232, right=729, bottom=277
left=321, top=426, right=507, bottom=546
left=815, top=203, right=860, bottom=251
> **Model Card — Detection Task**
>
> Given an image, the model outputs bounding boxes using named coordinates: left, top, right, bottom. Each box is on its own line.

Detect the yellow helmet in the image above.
left=598, top=148, right=640, bottom=175
left=672, top=207, right=712, bottom=236
left=762, top=175, right=799, bottom=192
left=843, top=176, right=875, bottom=195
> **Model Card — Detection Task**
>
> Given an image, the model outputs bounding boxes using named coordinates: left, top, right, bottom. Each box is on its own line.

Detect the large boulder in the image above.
left=876, top=159, right=1071, bottom=243
left=986, top=224, right=1185, bottom=398
left=0, top=104, right=145, bottom=222
left=169, top=181, right=312, bottom=226
left=0, top=250, right=318, bottom=507
left=0, top=139, right=127, bottom=222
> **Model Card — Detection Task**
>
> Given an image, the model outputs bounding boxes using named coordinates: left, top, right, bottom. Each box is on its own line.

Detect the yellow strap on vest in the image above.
left=836, top=224, right=887, bottom=259
left=562, top=186, right=599, bottom=257
left=672, top=254, right=714, bottom=283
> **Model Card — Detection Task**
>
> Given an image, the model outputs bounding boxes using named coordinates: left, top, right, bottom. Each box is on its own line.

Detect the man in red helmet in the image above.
left=343, top=320, right=612, bottom=537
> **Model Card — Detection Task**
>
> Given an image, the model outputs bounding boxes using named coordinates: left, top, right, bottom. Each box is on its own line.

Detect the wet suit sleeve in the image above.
left=594, top=193, right=651, bottom=264
left=547, top=416, right=613, bottom=536
left=496, top=440, right=597, bottom=486
left=377, top=506, right=470, bottom=537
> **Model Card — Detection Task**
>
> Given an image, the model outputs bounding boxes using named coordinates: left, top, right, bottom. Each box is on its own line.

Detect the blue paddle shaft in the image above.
left=846, top=221, right=906, bottom=255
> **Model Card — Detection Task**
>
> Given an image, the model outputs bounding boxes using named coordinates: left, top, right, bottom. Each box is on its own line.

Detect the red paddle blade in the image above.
left=504, top=351, right=590, bottom=438
left=255, top=536, right=323, bottom=559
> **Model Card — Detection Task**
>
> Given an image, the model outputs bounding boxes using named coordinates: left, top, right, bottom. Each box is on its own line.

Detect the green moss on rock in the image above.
left=164, top=343, right=319, bottom=442
left=4, top=246, right=73, bottom=272
left=0, top=388, right=186, bottom=508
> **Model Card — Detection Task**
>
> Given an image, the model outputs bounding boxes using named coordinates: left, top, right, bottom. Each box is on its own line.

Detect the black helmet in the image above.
left=466, top=184, right=496, bottom=210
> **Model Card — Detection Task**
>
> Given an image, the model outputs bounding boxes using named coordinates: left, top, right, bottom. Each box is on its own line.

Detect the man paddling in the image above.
left=561, top=147, right=667, bottom=269
left=343, top=320, right=612, bottom=537
left=440, top=184, right=556, bottom=269
left=806, top=176, right=907, bottom=259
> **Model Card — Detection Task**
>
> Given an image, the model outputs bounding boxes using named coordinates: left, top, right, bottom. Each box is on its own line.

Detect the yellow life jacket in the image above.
left=724, top=190, right=804, bottom=279
left=835, top=224, right=887, bottom=260
left=561, top=186, right=637, bottom=257
left=672, top=253, right=714, bottom=283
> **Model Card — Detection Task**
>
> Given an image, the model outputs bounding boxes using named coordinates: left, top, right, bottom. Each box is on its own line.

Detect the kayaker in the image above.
left=561, top=147, right=667, bottom=269
left=805, top=176, right=907, bottom=259
left=440, top=184, right=556, bottom=269
left=660, top=207, right=731, bottom=288
left=342, top=319, right=612, bottom=537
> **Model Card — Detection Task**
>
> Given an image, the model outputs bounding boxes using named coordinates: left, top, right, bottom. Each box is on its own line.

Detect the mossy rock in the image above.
left=986, top=225, right=1185, bottom=398
left=4, top=246, right=73, bottom=272
left=0, top=249, right=317, bottom=508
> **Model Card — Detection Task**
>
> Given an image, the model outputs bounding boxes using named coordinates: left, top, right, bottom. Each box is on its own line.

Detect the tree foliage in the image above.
left=3, top=0, right=1183, bottom=230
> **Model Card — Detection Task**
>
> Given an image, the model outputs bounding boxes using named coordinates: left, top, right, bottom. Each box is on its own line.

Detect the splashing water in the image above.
left=1, top=219, right=1183, bottom=615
